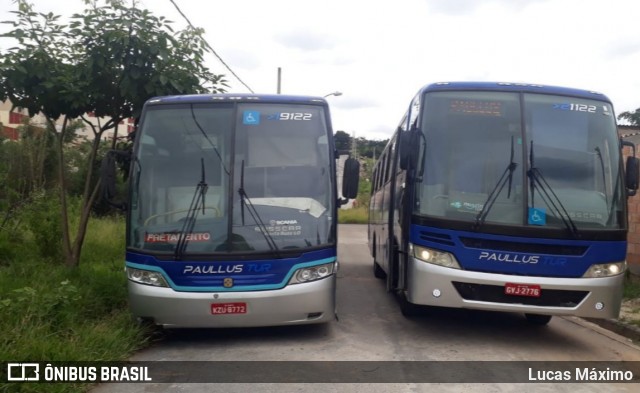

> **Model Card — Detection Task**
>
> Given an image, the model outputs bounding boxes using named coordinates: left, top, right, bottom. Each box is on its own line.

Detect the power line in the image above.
left=168, top=0, right=254, bottom=93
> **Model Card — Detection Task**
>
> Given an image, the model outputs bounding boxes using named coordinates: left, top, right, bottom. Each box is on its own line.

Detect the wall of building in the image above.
left=621, top=128, right=640, bottom=272
left=0, top=100, right=31, bottom=140
left=626, top=192, right=640, bottom=269
left=1, top=100, right=134, bottom=141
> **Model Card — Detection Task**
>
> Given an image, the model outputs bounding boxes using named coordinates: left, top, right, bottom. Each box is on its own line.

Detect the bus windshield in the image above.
left=416, top=91, right=625, bottom=230
left=129, top=102, right=335, bottom=255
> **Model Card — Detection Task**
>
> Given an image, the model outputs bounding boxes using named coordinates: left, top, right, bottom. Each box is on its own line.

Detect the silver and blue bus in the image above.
left=368, top=82, right=638, bottom=325
left=103, top=94, right=358, bottom=328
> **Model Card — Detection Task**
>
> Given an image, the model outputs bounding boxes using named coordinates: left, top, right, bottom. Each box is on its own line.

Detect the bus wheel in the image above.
left=398, top=292, right=423, bottom=318
left=373, top=261, right=386, bottom=279
left=525, top=313, right=552, bottom=326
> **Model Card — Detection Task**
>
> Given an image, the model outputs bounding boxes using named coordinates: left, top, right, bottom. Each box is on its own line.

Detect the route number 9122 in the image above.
left=279, top=113, right=312, bottom=121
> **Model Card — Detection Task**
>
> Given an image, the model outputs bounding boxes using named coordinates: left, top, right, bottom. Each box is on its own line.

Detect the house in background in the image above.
left=1, top=99, right=134, bottom=142
left=0, top=100, right=32, bottom=140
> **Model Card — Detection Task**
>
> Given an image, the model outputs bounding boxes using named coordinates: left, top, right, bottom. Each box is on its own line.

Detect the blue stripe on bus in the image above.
left=125, top=254, right=336, bottom=292
left=410, top=224, right=625, bottom=278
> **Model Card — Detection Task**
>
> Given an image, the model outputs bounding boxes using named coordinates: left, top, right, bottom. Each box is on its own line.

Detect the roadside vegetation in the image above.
left=0, top=207, right=149, bottom=393
left=622, top=273, right=640, bottom=328
left=0, top=0, right=226, bottom=268
left=338, top=156, right=374, bottom=224
left=624, top=272, right=640, bottom=299
left=338, top=206, right=369, bottom=224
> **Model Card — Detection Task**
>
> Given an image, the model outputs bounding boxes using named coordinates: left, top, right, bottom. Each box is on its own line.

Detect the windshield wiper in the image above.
left=174, top=158, right=208, bottom=260
left=594, top=147, right=608, bottom=205
left=474, top=136, right=518, bottom=229
left=527, top=142, right=579, bottom=238
left=238, top=160, right=280, bottom=255
left=190, top=105, right=230, bottom=177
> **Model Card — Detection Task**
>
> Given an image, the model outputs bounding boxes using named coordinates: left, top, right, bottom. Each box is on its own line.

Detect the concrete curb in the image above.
left=585, top=270, right=640, bottom=343
left=584, top=317, right=640, bottom=344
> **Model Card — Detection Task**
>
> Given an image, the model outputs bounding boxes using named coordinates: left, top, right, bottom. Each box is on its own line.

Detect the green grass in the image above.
left=0, top=215, right=150, bottom=393
left=622, top=273, right=640, bottom=329
left=338, top=207, right=369, bottom=224
left=624, top=271, right=640, bottom=299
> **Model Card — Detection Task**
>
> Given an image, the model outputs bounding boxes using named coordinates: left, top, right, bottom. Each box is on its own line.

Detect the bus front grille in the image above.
left=452, top=282, right=588, bottom=307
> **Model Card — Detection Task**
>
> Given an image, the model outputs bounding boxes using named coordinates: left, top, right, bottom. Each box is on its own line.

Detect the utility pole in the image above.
left=351, top=131, right=357, bottom=159
left=277, top=67, right=282, bottom=94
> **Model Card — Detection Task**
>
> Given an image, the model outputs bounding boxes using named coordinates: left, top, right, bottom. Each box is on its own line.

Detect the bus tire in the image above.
left=386, top=242, right=400, bottom=292
left=372, top=236, right=386, bottom=279
left=398, top=292, right=423, bottom=318
left=524, top=313, right=552, bottom=326
left=373, top=261, right=386, bottom=279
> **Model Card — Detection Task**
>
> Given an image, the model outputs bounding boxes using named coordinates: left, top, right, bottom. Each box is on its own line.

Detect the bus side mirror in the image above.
left=342, top=157, right=360, bottom=200
left=100, top=150, right=129, bottom=210
left=621, top=140, right=639, bottom=196
left=399, top=128, right=420, bottom=170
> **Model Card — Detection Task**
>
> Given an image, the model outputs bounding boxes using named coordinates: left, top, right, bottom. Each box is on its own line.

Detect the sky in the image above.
left=2, top=0, right=640, bottom=140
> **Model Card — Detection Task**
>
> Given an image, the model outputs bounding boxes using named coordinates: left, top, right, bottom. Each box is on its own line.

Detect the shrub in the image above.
left=338, top=207, right=369, bottom=224
left=24, top=190, right=64, bottom=262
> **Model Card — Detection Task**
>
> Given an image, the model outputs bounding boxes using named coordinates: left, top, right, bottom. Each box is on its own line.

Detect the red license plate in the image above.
left=211, top=302, right=247, bottom=315
left=504, top=283, right=541, bottom=297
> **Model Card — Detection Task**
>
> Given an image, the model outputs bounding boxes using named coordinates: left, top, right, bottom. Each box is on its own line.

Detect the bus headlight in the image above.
left=582, top=261, right=626, bottom=278
left=127, top=267, right=169, bottom=287
left=412, top=245, right=461, bottom=269
left=289, top=262, right=336, bottom=284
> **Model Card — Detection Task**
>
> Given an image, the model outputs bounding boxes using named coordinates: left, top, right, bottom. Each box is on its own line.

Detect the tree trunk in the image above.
left=64, top=126, right=105, bottom=267
left=49, top=116, right=75, bottom=267
left=71, top=178, right=101, bottom=267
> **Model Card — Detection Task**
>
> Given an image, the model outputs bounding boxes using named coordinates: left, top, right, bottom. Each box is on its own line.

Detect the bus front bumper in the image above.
left=406, top=258, right=624, bottom=319
left=128, top=276, right=336, bottom=328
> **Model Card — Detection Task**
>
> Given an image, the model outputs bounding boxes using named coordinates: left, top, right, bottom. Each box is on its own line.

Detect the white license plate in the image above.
left=211, top=302, right=247, bottom=315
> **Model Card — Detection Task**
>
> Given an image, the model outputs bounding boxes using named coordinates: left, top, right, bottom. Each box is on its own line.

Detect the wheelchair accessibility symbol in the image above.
left=243, top=111, right=260, bottom=125
left=528, top=207, right=546, bottom=226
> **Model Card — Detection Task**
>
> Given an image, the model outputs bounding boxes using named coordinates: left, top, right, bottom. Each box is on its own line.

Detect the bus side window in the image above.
left=372, top=168, right=378, bottom=194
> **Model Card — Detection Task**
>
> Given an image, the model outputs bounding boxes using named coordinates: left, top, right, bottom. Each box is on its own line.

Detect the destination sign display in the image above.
left=449, top=99, right=503, bottom=117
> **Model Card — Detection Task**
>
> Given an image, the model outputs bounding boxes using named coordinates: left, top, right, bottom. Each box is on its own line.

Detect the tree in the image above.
left=356, top=137, right=388, bottom=159
left=0, top=0, right=227, bottom=267
left=334, top=130, right=351, bottom=153
left=618, top=108, right=640, bottom=126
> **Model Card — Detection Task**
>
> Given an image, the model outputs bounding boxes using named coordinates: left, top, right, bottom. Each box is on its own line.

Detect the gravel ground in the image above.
left=586, top=273, right=640, bottom=344
left=619, top=297, right=640, bottom=329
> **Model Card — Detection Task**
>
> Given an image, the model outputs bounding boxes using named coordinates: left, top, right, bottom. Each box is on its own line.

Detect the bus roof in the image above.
left=145, top=93, right=328, bottom=105
left=419, top=82, right=612, bottom=103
